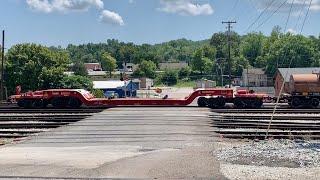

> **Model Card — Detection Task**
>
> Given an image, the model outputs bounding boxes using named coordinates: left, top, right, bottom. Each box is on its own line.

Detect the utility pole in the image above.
left=0, top=30, right=4, bottom=101
left=222, top=21, right=236, bottom=87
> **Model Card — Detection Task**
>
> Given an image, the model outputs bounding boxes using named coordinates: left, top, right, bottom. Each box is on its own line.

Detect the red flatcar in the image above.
left=8, top=88, right=268, bottom=109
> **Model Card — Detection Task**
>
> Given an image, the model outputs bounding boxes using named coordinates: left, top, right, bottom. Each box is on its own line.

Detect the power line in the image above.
left=294, top=0, right=308, bottom=31
left=254, top=0, right=290, bottom=31
left=300, top=0, right=313, bottom=34
left=284, top=0, right=295, bottom=33
left=244, top=0, right=277, bottom=33
left=229, top=0, right=240, bottom=21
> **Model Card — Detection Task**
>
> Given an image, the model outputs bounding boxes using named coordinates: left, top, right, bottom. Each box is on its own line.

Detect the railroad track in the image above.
left=0, top=108, right=105, bottom=114
left=211, top=110, right=320, bottom=140
left=211, top=108, right=320, bottom=114
left=0, top=109, right=104, bottom=140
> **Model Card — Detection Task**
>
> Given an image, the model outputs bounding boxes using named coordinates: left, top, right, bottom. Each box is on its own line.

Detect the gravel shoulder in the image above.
left=214, top=139, right=320, bottom=180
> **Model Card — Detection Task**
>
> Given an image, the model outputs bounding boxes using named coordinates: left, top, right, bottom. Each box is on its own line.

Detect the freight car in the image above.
left=8, top=88, right=268, bottom=109
left=288, top=73, right=320, bottom=108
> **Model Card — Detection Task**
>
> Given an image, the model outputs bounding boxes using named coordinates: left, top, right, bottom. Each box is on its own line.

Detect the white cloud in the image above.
left=99, top=10, right=125, bottom=26
left=287, top=28, right=297, bottom=34
left=26, top=0, right=53, bottom=13
left=159, top=0, right=214, bottom=16
left=129, top=0, right=134, bottom=4
left=26, top=0, right=125, bottom=26
left=26, top=0, right=104, bottom=13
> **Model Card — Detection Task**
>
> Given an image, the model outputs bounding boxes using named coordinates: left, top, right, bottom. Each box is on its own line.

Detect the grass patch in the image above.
left=173, top=80, right=196, bottom=87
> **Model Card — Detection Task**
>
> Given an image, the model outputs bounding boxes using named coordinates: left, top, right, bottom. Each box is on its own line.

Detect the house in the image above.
left=139, top=77, right=154, bottom=89
left=93, top=80, right=140, bottom=98
left=242, top=68, right=268, bottom=87
left=159, top=62, right=188, bottom=70
left=84, top=63, right=102, bottom=71
left=122, top=62, right=138, bottom=72
left=232, top=77, right=242, bottom=86
left=274, top=67, right=320, bottom=96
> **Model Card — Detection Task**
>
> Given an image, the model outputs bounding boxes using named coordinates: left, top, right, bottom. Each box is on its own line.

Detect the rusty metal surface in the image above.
left=290, top=74, right=320, bottom=93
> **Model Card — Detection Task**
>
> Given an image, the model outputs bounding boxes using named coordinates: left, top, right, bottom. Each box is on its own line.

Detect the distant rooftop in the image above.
left=159, top=62, right=188, bottom=70
left=88, top=71, right=106, bottom=76
left=84, top=63, right=102, bottom=71
left=245, top=68, right=265, bottom=74
left=93, top=81, right=125, bottom=89
left=277, top=67, right=320, bottom=82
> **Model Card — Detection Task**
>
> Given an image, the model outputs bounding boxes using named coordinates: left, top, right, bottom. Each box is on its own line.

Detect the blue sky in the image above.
left=1, top=0, right=320, bottom=48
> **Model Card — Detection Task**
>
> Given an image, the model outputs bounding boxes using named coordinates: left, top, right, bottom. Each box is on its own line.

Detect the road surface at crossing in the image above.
left=0, top=107, right=225, bottom=179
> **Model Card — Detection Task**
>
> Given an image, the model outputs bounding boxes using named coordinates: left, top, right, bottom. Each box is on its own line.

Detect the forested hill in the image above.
left=56, top=26, right=320, bottom=76
left=65, top=38, right=209, bottom=67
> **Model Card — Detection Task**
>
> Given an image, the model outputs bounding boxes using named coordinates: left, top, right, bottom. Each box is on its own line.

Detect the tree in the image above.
left=161, top=70, right=178, bottom=86
left=178, top=66, right=191, bottom=79
left=133, top=60, right=157, bottom=78
left=191, top=49, right=213, bottom=74
left=59, top=75, right=93, bottom=90
left=240, top=32, right=265, bottom=67
left=232, top=56, right=250, bottom=76
left=210, top=31, right=241, bottom=59
left=265, top=34, right=320, bottom=75
left=5, top=43, right=69, bottom=94
left=202, top=45, right=216, bottom=60
left=72, top=61, right=88, bottom=76
left=81, top=54, right=97, bottom=63
left=40, top=67, right=66, bottom=89
left=101, top=52, right=117, bottom=77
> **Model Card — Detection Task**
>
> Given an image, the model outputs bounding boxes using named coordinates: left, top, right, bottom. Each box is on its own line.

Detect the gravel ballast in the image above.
left=216, top=139, right=320, bottom=168
left=215, top=139, right=320, bottom=180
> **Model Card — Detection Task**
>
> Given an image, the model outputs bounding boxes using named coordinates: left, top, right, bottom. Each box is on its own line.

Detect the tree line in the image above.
left=3, top=26, right=320, bottom=94
left=66, top=26, right=320, bottom=77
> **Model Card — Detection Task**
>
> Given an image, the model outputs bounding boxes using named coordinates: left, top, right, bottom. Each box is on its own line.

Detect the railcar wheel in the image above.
left=252, top=99, right=263, bottom=109
left=197, top=97, right=208, bottom=107
left=51, top=97, right=67, bottom=108
left=311, top=98, right=319, bottom=108
left=234, top=98, right=246, bottom=109
left=23, top=99, right=34, bottom=109
left=33, top=99, right=44, bottom=108
left=216, top=97, right=226, bottom=108
left=208, top=97, right=226, bottom=109
left=17, top=99, right=25, bottom=108
left=68, top=97, right=82, bottom=108
left=291, top=97, right=300, bottom=108
left=208, top=98, right=217, bottom=109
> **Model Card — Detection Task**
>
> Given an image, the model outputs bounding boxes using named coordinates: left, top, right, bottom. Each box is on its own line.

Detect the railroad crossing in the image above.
left=0, top=107, right=226, bottom=179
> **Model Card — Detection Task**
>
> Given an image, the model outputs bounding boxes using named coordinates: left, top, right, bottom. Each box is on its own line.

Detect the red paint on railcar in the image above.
left=8, top=88, right=268, bottom=108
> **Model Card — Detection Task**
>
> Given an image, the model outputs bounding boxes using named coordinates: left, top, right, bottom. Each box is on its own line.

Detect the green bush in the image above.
left=161, top=70, right=178, bottom=86
left=178, top=66, right=191, bottom=79
left=91, top=89, right=105, bottom=98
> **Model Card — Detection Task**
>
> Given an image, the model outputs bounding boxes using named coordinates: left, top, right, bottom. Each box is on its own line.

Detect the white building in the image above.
left=242, top=68, right=268, bottom=87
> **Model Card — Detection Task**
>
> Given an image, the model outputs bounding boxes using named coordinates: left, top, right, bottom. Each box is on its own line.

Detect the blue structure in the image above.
left=93, top=80, right=140, bottom=98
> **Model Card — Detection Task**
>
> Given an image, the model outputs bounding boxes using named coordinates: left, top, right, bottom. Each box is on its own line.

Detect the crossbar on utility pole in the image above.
left=222, top=21, right=236, bottom=87
left=0, top=30, right=4, bottom=101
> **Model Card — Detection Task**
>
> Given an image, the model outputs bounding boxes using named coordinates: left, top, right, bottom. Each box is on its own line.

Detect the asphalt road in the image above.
left=0, top=107, right=226, bottom=179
